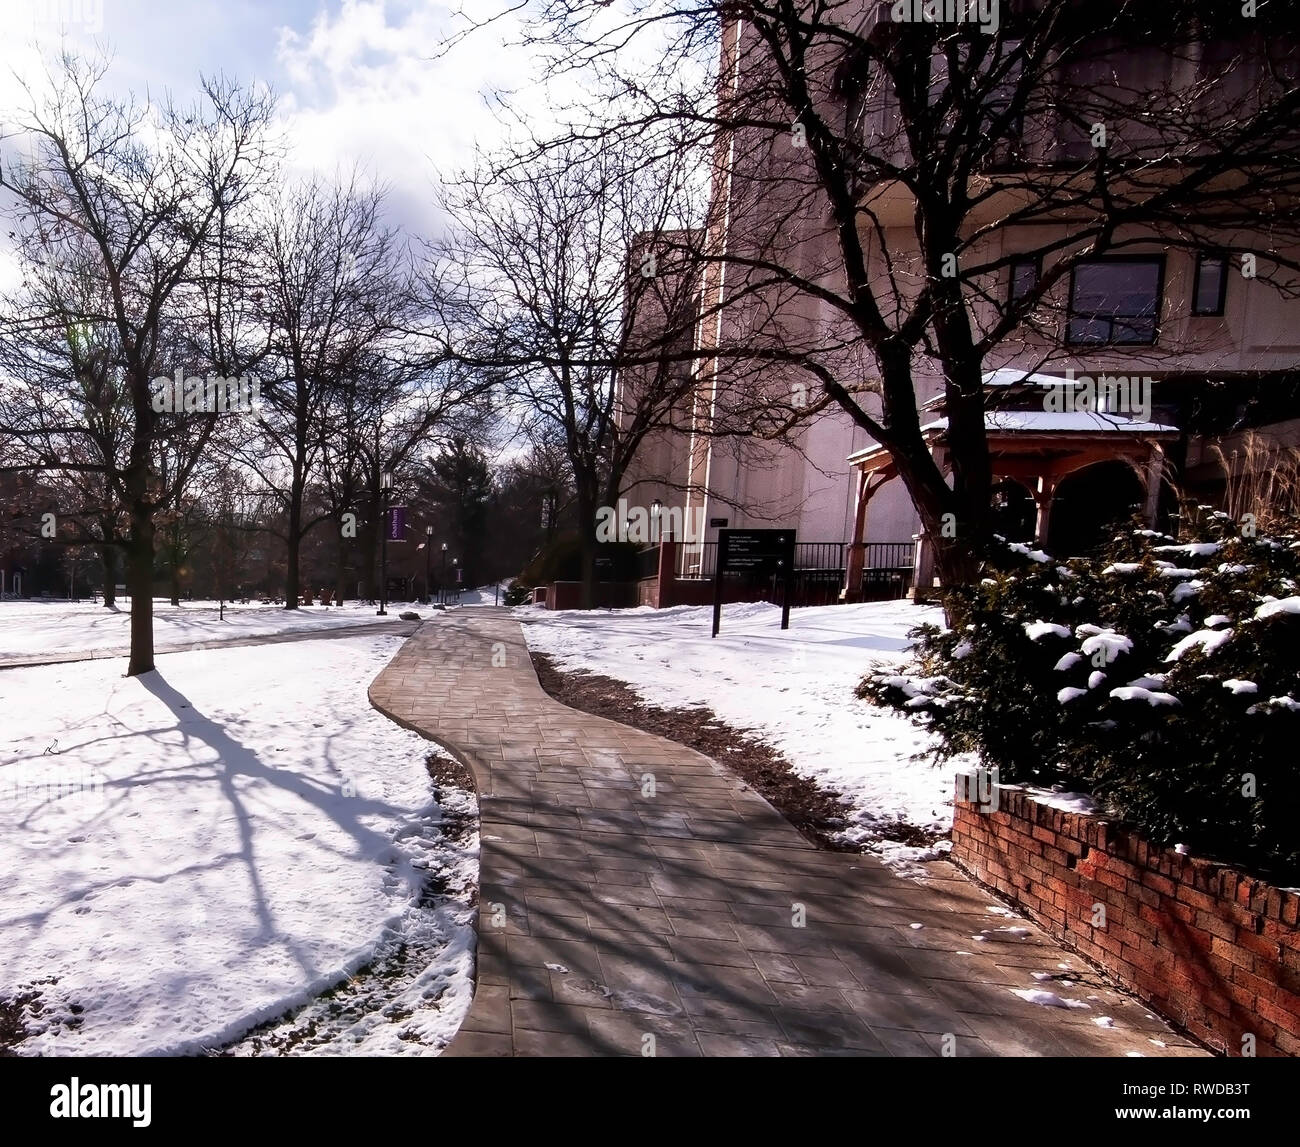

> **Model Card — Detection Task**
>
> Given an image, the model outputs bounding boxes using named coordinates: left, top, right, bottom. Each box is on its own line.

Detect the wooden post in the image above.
left=843, top=468, right=870, bottom=602
left=1143, top=446, right=1165, bottom=527
left=1034, top=475, right=1057, bottom=548
left=911, top=534, right=935, bottom=601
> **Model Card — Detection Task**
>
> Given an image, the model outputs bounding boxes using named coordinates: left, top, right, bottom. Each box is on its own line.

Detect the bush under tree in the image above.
left=858, top=508, right=1300, bottom=882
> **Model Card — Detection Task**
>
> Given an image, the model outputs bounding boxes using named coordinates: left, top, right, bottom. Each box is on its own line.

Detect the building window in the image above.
left=981, top=42, right=1024, bottom=164
left=928, top=41, right=1025, bottom=164
left=1009, top=256, right=1040, bottom=303
left=836, top=49, right=871, bottom=139
left=1066, top=258, right=1164, bottom=345
left=1192, top=252, right=1227, bottom=316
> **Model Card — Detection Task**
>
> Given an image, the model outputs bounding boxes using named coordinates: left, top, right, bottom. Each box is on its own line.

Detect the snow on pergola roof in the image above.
left=925, top=410, right=1178, bottom=434
left=920, top=368, right=1153, bottom=410
left=847, top=408, right=1178, bottom=466
left=982, top=368, right=1081, bottom=388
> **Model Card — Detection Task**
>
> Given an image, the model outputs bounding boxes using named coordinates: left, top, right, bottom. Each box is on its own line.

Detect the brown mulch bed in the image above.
left=530, top=651, right=897, bottom=852
left=0, top=978, right=72, bottom=1056
left=0, top=992, right=34, bottom=1056
left=530, top=652, right=944, bottom=852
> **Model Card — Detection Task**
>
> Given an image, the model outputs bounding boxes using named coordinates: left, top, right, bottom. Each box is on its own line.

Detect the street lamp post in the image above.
left=440, top=542, right=448, bottom=605
left=424, top=525, right=434, bottom=603
left=651, top=498, right=663, bottom=542
left=378, top=470, right=393, bottom=616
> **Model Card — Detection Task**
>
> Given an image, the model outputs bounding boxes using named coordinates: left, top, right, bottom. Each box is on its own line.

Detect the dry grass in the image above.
left=1209, top=431, right=1300, bottom=530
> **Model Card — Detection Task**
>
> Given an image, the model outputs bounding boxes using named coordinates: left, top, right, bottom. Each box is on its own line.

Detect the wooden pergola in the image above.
left=844, top=410, right=1180, bottom=598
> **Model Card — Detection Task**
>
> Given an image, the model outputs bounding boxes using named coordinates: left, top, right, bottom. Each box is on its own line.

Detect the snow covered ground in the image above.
left=518, top=599, right=967, bottom=871
left=0, top=599, right=403, bottom=660
left=0, top=633, right=477, bottom=1055
left=0, top=585, right=512, bottom=662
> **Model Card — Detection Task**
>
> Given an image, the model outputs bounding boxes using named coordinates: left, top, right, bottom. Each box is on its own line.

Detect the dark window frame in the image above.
left=1191, top=250, right=1229, bottom=317
left=1008, top=255, right=1041, bottom=304
left=1066, top=255, right=1166, bottom=346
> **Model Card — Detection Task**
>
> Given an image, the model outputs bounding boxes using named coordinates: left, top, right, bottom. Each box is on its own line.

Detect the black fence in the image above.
left=637, top=544, right=660, bottom=581
left=676, top=542, right=715, bottom=580
left=857, top=541, right=915, bottom=601
left=670, top=539, right=915, bottom=605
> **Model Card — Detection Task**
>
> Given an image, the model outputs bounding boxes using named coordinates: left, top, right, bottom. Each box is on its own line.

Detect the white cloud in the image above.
left=272, top=1, right=555, bottom=237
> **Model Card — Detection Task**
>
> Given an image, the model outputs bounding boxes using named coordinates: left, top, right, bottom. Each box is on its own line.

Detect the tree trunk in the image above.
left=124, top=367, right=157, bottom=676
left=125, top=523, right=155, bottom=676
left=284, top=480, right=303, bottom=610
left=169, top=526, right=181, bottom=606
left=362, top=497, right=380, bottom=600
left=579, top=540, right=596, bottom=608
left=100, top=539, right=116, bottom=608
left=335, top=530, right=349, bottom=606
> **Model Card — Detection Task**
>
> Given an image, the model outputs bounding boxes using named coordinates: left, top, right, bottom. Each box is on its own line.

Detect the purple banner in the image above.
left=387, top=505, right=407, bottom=542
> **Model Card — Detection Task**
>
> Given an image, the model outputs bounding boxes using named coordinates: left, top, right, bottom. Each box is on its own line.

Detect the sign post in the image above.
left=711, top=528, right=796, bottom=637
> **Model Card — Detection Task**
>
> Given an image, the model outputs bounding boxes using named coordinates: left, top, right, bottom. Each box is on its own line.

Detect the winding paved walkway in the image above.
left=370, top=611, right=1206, bottom=1057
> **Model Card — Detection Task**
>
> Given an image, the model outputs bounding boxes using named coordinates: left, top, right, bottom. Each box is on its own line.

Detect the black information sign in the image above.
left=712, top=528, right=796, bottom=637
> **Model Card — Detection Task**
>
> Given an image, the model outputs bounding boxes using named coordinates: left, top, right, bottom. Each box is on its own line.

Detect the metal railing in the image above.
left=676, top=542, right=716, bottom=580
left=860, top=541, right=914, bottom=572
left=856, top=541, right=915, bottom=601
left=793, top=541, right=845, bottom=572
left=668, top=538, right=916, bottom=605
left=636, top=544, right=660, bottom=581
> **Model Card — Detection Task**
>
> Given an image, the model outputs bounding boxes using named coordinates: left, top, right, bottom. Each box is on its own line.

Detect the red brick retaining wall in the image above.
left=951, top=778, right=1300, bottom=1057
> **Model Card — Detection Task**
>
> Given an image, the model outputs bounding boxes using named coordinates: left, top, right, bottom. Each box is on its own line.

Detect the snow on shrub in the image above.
left=856, top=509, right=1300, bottom=882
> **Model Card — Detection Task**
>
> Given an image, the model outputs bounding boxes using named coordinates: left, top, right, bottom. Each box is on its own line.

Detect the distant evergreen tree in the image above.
left=425, top=438, right=492, bottom=588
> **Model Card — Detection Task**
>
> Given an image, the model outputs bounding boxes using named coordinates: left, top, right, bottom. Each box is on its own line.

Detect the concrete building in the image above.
left=623, top=2, right=1300, bottom=597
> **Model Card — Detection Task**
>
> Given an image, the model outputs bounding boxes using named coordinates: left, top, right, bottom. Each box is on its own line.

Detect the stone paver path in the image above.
left=370, top=611, right=1207, bottom=1057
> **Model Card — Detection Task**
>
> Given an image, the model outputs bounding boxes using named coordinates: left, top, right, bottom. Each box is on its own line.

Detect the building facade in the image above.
left=623, top=2, right=1300, bottom=594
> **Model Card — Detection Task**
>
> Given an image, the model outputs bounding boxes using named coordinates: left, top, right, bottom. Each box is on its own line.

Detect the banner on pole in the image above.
left=388, top=506, right=407, bottom=542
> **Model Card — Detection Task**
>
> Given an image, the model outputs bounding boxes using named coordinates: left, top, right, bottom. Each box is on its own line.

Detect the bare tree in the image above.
left=0, top=241, right=130, bottom=604
left=0, top=55, right=275, bottom=672
left=502, top=0, right=1300, bottom=585
left=433, top=134, right=707, bottom=605
left=241, top=174, right=414, bottom=608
